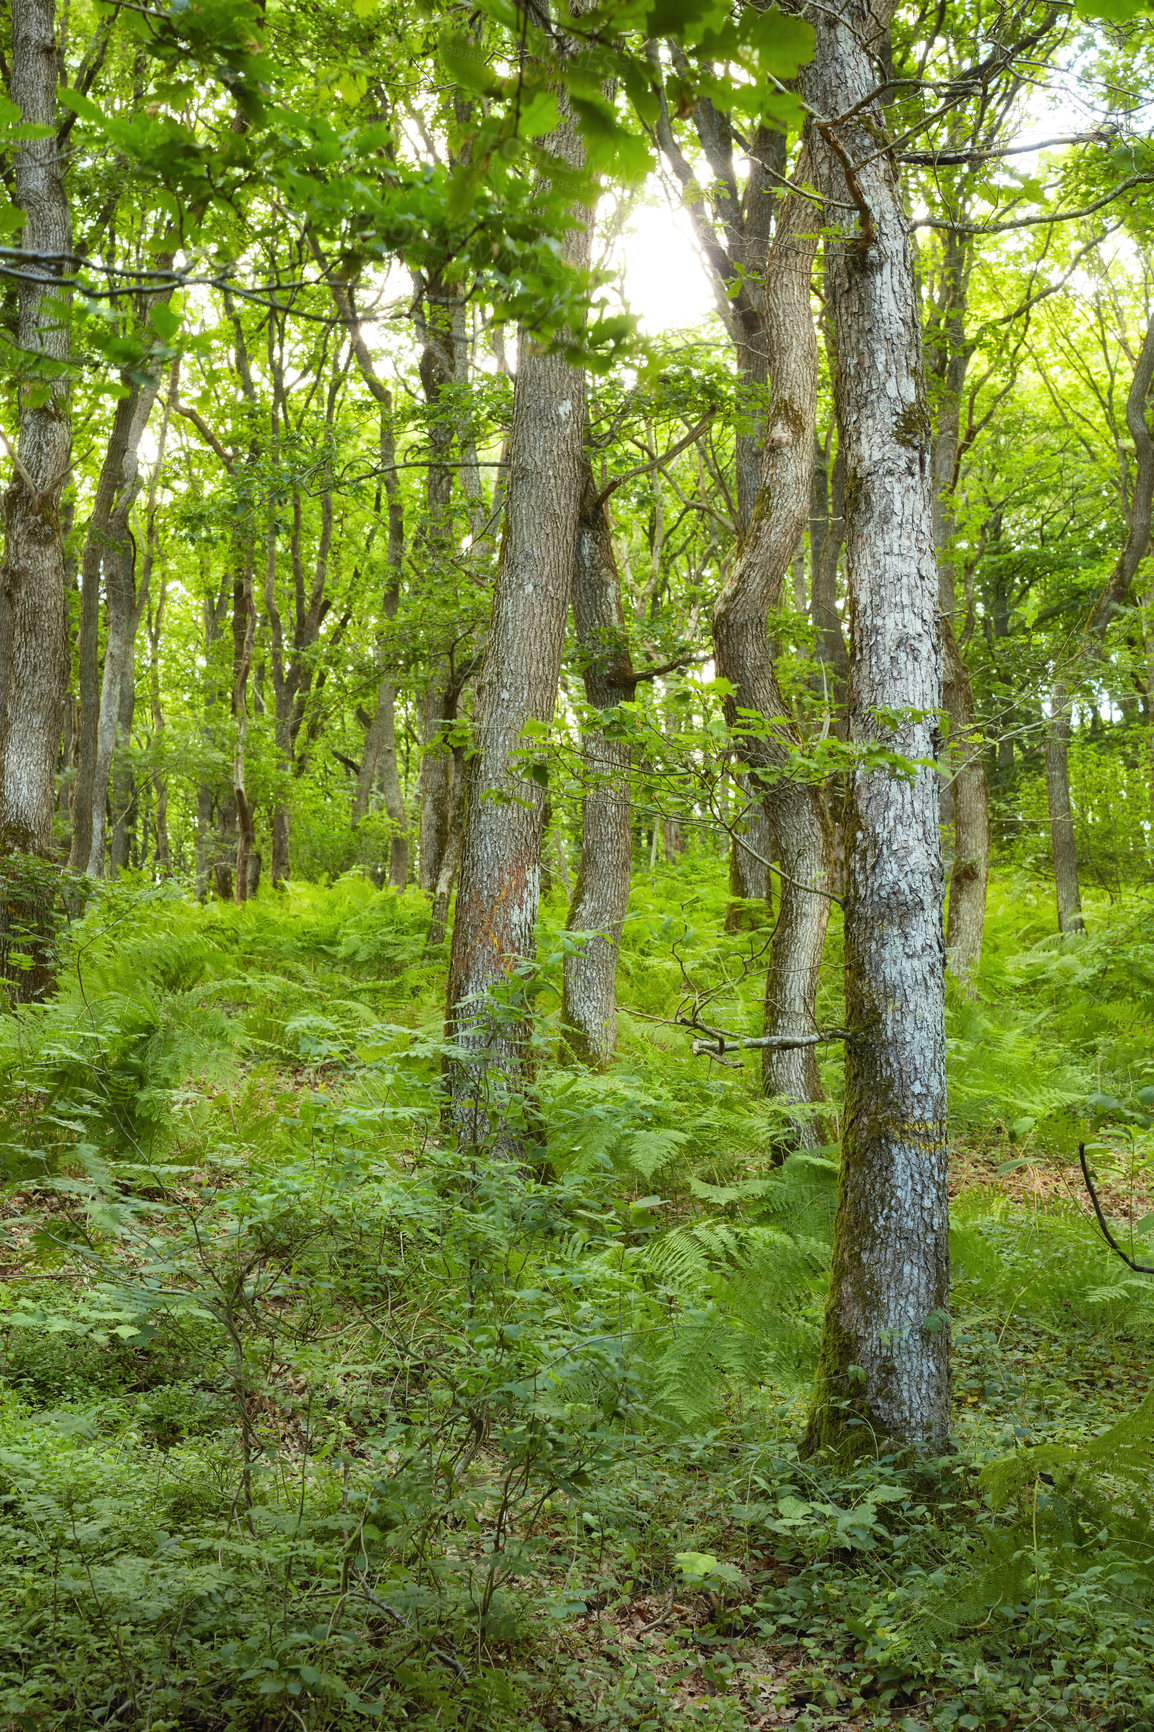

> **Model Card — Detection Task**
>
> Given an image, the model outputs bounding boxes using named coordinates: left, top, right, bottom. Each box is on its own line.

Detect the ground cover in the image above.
left=0, top=869, right=1150, bottom=1732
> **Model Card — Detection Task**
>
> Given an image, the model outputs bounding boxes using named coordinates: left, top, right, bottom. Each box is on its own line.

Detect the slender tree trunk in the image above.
left=80, top=356, right=171, bottom=876
left=444, top=46, right=593, bottom=1153
left=232, top=538, right=257, bottom=903
left=725, top=782, right=773, bottom=929
left=1046, top=678, right=1083, bottom=935
left=148, top=580, right=170, bottom=876
left=353, top=403, right=409, bottom=886
left=0, top=0, right=73, bottom=997
left=426, top=791, right=464, bottom=950
left=802, top=0, right=950, bottom=1458
left=943, top=624, right=990, bottom=971
left=70, top=394, right=135, bottom=872
left=929, top=230, right=989, bottom=980
left=562, top=462, right=636, bottom=1067
left=711, top=168, right=832, bottom=1148
left=1043, top=309, right=1154, bottom=935
left=108, top=653, right=137, bottom=874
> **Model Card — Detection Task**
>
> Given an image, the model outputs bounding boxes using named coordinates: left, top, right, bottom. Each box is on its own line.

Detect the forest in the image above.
left=1, top=0, right=1154, bottom=1725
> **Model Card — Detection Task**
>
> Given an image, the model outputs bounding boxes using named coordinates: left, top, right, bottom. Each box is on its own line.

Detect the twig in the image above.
left=592, top=408, right=718, bottom=511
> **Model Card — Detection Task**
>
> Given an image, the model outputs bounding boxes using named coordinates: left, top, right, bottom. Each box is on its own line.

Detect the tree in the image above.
left=711, top=171, right=832, bottom=1146
left=0, top=0, right=73, bottom=997
left=803, top=0, right=950, bottom=1456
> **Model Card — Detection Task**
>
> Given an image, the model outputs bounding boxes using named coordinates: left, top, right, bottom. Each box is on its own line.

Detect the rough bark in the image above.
left=0, top=0, right=73, bottom=997
left=1043, top=308, right=1154, bottom=935
left=561, top=462, right=636, bottom=1067
left=444, top=43, right=593, bottom=1153
left=801, top=0, right=950, bottom=1457
left=711, top=170, right=832, bottom=1148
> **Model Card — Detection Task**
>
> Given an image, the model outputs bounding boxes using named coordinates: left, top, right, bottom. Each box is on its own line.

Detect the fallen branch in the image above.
left=691, top=1028, right=851, bottom=1059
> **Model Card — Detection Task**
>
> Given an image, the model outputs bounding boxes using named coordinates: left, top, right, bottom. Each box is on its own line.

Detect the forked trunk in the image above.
left=802, top=0, right=950, bottom=1457
left=711, top=168, right=832, bottom=1149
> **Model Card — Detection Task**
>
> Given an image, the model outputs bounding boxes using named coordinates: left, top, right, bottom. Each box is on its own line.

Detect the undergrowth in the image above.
left=0, top=865, right=1150, bottom=1730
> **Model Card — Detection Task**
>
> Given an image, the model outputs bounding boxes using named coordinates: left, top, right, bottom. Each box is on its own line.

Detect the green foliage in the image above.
left=0, top=876, right=1149, bottom=1726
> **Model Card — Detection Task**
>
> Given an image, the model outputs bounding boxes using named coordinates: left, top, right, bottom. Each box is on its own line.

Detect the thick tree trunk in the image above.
left=562, top=462, right=636, bottom=1068
left=802, top=0, right=950, bottom=1458
left=0, top=0, right=72, bottom=997
left=444, top=53, right=593, bottom=1153
left=711, top=170, right=832, bottom=1149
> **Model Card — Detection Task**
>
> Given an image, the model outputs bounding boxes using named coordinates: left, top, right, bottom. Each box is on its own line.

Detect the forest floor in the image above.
left=0, top=866, right=1151, bottom=1732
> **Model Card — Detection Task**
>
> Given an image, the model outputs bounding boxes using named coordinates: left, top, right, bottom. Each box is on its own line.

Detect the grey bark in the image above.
left=711, top=168, right=832, bottom=1149
left=802, top=0, right=950, bottom=1457
left=444, top=44, right=593, bottom=1153
left=0, top=0, right=73, bottom=997
left=561, top=462, right=636, bottom=1067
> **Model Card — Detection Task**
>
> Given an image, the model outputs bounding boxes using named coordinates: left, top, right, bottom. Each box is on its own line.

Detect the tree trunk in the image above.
left=930, top=229, right=989, bottom=980
left=725, top=781, right=773, bottom=929
left=444, top=49, right=593, bottom=1154
left=108, top=652, right=137, bottom=875
left=1046, top=678, right=1084, bottom=935
left=1043, top=308, right=1154, bottom=936
left=802, top=0, right=950, bottom=1458
left=232, top=537, right=257, bottom=904
left=426, top=792, right=464, bottom=950
left=80, top=352, right=171, bottom=876
left=562, top=462, right=636, bottom=1068
left=943, top=622, right=990, bottom=972
left=711, top=167, right=832, bottom=1149
left=70, top=392, right=136, bottom=873
left=353, top=403, right=409, bottom=887
left=0, top=0, right=73, bottom=998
